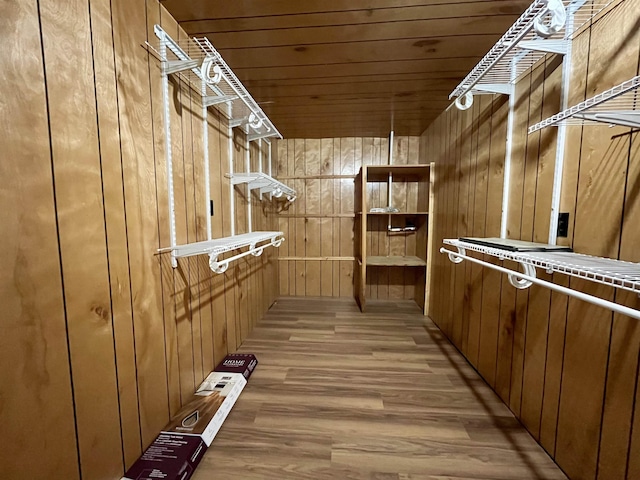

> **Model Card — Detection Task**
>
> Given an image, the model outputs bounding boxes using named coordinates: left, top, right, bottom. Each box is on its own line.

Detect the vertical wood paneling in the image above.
left=477, top=94, right=508, bottom=388
left=597, top=135, right=640, bottom=480
left=1, top=0, right=279, bottom=477
left=520, top=56, right=562, bottom=440
left=466, top=95, right=492, bottom=366
left=305, top=139, right=321, bottom=296
left=41, top=0, right=124, bottom=476
left=556, top=5, right=640, bottom=478
left=113, top=0, right=171, bottom=449
left=147, top=0, right=181, bottom=420
left=159, top=9, right=195, bottom=405
left=276, top=135, right=421, bottom=300
left=320, top=138, right=334, bottom=296
left=424, top=3, right=640, bottom=480
left=0, top=1, right=79, bottom=477
left=94, top=0, right=141, bottom=466
left=212, top=111, right=230, bottom=367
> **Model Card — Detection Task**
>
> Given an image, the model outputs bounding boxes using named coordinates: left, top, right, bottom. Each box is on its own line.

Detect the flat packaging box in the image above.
left=165, top=371, right=247, bottom=446
left=121, top=433, right=206, bottom=480
left=122, top=354, right=257, bottom=480
left=214, top=353, right=258, bottom=380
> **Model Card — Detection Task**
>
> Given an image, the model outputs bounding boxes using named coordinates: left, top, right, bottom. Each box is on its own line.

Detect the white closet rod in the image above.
left=440, top=247, right=640, bottom=321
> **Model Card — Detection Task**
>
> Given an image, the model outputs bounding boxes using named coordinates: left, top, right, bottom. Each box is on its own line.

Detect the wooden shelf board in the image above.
left=367, top=211, right=429, bottom=216
left=366, top=164, right=430, bottom=182
left=366, top=256, right=427, bottom=267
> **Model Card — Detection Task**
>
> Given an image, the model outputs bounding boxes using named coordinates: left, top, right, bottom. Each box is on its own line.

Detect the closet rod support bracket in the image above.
left=508, top=263, right=537, bottom=289
left=446, top=246, right=466, bottom=264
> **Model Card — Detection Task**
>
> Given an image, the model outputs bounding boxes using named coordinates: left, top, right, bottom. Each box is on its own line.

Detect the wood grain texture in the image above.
left=0, top=1, right=79, bottom=477
left=147, top=0, right=182, bottom=420
left=40, top=0, right=123, bottom=476
left=94, top=0, right=141, bottom=466
left=192, top=297, right=565, bottom=480
left=114, top=0, right=172, bottom=450
left=0, top=0, right=279, bottom=476
left=160, top=0, right=531, bottom=137
left=276, top=137, right=423, bottom=302
left=423, top=3, right=640, bottom=480
left=555, top=4, right=640, bottom=477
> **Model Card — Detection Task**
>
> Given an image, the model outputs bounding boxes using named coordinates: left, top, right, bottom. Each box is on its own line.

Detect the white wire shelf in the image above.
left=450, top=0, right=612, bottom=101
left=443, top=238, right=640, bottom=294
left=529, top=75, right=640, bottom=132
left=153, top=25, right=281, bottom=140
left=441, top=238, right=640, bottom=320
left=227, top=173, right=297, bottom=202
left=159, top=231, right=284, bottom=274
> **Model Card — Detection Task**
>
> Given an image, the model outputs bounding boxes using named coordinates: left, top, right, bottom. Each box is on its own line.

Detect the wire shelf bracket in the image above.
left=449, top=0, right=611, bottom=103
left=227, top=173, right=297, bottom=202
left=449, top=0, right=612, bottom=246
left=528, top=75, right=640, bottom=132
left=154, top=25, right=282, bottom=140
left=154, top=26, right=284, bottom=268
left=440, top=238, right=640, bottom=320
left=159, top=232, right=285, bottom=274
left=203, top=94, right=239, bottom=107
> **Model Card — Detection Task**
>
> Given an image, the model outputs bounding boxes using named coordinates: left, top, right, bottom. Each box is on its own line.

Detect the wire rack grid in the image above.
left=444, top=238, right=640, bottom=294
left=450, top=0, right=613, bottom=99
left=228, top=173, right=296, bottom=200
left=154, top=26, right=281, bottom=139
left=170, top=231, right=285, bottom=258
left=529, top=75, right=640, bottom=132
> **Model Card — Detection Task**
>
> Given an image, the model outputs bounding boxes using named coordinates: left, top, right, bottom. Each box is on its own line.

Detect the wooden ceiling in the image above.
left=161, top=0, right=530, bottom=138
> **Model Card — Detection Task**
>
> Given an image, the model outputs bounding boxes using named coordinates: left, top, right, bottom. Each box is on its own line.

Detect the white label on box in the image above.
left=200, top=373, right=246, bottom=445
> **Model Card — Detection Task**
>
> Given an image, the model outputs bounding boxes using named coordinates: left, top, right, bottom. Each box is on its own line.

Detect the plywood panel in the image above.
left=460, top=101, right=480, bottom=355
left=166, top=0, right=526, bottom=20
left=508, top=62, right=545, bottom=418
left=629, top=374, right=640, bottom=479
left=423, top=4, right=639, bottom=479
left=2, top=0, right=281, bottom=477
left=193, top=116, right=213, bottom=383
left=113, top=0, right=171, bottom=449
left=215, top=112, right=231, bottom=365
left=0, top=2, right=79, bottom=477
left=159, top=0, right=532, bottom=138
left=441, top=110, right=456, bottom=336
left=597, top=134, right=640, bottom=480
left=183, top=1, right=528, bottom=33
left=147, top=0, right=181, bottom=423
left=520, top=56, right=562, bottom=440
left=160, top=9, right=195, bottom=405
left=41, top=0, right=123, bottom=476
left=555, top=4, right=639, bottom=478
left=320, top=139, right=335, bottom=297
left=214, top=35, right=493, bottom=70
left=203, top=16, right=517, bottom=50
left=477, top=95, right=508, bottom=388
left=466, top=95, right=492, bottom=367
left=305, top=139, right=322, bottom=297
left=95, top=0, right=141, bottom=466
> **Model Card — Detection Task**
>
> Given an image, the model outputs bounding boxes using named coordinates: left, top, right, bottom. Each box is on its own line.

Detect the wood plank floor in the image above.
left=193, top=297, right=567, bottom=480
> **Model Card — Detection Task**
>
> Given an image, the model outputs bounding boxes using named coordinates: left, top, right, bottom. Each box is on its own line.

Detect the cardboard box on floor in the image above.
left=122, top=354, right=258, bottom=480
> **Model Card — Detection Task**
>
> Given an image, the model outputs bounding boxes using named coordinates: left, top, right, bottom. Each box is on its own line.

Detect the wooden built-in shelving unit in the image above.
left=354, top=164, right=434, bottom=313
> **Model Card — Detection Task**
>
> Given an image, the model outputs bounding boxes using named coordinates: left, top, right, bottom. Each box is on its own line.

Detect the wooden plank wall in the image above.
left=274, top=137, right=421, bottom=299
left=422, top=1, right=640, bottom=479
left=0, top=0, right=278, bottom=478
